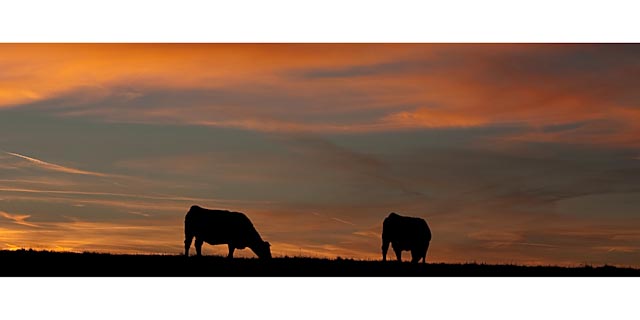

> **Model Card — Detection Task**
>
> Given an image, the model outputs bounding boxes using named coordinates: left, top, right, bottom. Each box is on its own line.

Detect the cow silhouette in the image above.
left=382, top=212, right=432, bottom=263
left=184, top=205, right=272, bottom=259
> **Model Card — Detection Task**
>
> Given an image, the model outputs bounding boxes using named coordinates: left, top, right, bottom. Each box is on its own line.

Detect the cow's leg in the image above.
left=394, top=247, right=402, bottom=262
left=227, top=244, right=235, bottom=259
left=423, top=241, right=430, bottom=264
left=184, top=234, right=193, bottom=257
left=382, top=238, right=390, bottom=261
left=195, top=238, right=203, bottom=257
left=410, top=248, right=421, bottom=263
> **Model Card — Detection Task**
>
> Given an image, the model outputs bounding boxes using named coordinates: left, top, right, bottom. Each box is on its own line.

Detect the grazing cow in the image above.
left=382, top=212, right=432, bottom=263
left=184, top=205, right=271, bottom=259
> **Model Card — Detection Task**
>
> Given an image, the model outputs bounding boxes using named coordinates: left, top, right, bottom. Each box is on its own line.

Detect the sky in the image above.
left=1, top=44, right=639, bottom=266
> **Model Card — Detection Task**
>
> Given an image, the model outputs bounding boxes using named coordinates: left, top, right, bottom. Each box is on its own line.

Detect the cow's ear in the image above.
left=266, top=241, right=271, bottom=247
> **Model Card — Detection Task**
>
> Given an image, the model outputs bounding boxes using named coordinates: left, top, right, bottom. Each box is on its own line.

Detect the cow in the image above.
left=184, top=205, right=272, bottom=259
left=382, top=212, right=432, bottom=263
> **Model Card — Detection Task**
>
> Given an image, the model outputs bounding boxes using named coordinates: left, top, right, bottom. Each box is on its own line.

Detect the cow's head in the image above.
left=254, top=241, right=272, bottom=259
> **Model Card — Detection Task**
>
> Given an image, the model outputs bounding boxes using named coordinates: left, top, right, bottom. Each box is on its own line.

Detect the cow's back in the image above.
left=384, top=214, right=431, bottom=250
left=185, top=206, right=258, bottom=246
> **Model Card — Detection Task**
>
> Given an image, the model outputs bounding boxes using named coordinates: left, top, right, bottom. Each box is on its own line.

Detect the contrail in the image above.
left=4, top=151, right=108, bottom=177
left=331, top=217, right=357, bottom=226
left=311, top=212, right=357, bottom=226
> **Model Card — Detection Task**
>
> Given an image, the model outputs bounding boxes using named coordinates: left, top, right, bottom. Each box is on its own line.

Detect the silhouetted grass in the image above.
left=1, top=249, right=638, bottom=277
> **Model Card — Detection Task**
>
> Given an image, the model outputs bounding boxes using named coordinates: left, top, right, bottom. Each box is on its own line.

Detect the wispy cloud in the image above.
left=0, top=187, right=253, bottom=204
left=128, top=211, right=152, bottom=217
left=4, top=151, right=108, bottom=177
left=310, top=212, right=357, bottom=227
left=0, top=210, right=40, bottom=228
left=331, top=217, right=357, bottom=227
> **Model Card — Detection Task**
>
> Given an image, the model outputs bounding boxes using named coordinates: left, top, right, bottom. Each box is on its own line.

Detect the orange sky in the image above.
left=1, top=44, right=639, bottom=266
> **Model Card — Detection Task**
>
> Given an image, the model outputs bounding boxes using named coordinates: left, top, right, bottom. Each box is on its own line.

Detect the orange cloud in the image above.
left=383, top=107, right=489, bottom=128
left=0, top=44, right=429, bottom=107
left=3, top=43, right=638, bottom=148
left=0, top=210, right=40, bottom=228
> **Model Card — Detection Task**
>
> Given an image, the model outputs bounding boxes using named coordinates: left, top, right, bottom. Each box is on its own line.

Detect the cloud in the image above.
left=2, top=43, right=639, bottom=149
left=282, top=134, right=425, bottom=200
left=294, top=60, right=437, bottom=79
left=0, top=44, right=421, bottom=108
left=383, top=107, right=489, bottom=128
left=331, top=217, right=357, bottom=227
left=0, top=186, right=254, bottom=205
left=128, top=211, right=152, bottom=217
left=309, top=212, right=357, bottom=227
left=0, top=210, right=40, bottom=228
left=5, top=151, right=108, bottom=177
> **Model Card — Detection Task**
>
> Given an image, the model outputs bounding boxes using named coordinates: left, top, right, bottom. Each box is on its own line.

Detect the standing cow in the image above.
left=382, top=212, right=432, bottom=263
left=184, top=205, right=271, bottom=259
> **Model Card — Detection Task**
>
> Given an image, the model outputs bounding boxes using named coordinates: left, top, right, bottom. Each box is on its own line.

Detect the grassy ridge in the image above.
left=1, top=250, right=638, bottom=277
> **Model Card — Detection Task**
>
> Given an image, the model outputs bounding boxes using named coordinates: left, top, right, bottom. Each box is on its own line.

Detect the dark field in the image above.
left=1, top=250, right=639, bottom=277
